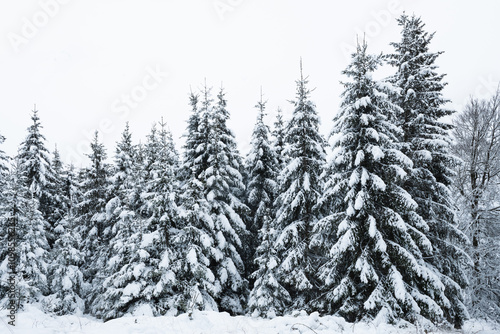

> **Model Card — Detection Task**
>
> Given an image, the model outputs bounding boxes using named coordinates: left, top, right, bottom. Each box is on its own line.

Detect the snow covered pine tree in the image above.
left=312, top=40, right=455, bottom=324
left=387, top=14, right=469, bottom=327
left=0, top=159, right=50, bottom=308
left=45, top=154, right=86, bottom=315
left=16, top=107, right=58, bottom=243
left=203, top=86, right=248, bottom=313
left=273, top=61, right=325, bottom=312
left=246, top=91, right=289, bottom=317
left=244, top=91, right=279, bottom=279
left=76, top=131, right=111, bottom=291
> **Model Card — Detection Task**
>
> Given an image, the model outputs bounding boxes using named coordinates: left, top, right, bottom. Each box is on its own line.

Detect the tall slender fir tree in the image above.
left=245, top=90, right=279, bottom=281
left=312, top=41, right=453, bottom=324
left=273, top=61, right=326, bottom=311
left=387, top=14, right=469, bottom=327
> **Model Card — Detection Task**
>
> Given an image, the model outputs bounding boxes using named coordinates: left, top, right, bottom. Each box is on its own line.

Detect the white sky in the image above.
left=1, top=0, right=499, bottom=166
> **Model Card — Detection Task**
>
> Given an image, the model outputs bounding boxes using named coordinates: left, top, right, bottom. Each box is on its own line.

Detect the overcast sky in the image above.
left=1, top=0, right=499, bottom=166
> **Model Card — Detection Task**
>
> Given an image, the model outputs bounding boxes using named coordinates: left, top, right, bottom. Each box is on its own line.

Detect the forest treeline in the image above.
left=0, top=14, right=499, bottom=328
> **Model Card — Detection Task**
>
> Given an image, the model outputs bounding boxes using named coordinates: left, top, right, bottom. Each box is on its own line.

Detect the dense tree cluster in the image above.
left=1, top=14, right=498, bottom=327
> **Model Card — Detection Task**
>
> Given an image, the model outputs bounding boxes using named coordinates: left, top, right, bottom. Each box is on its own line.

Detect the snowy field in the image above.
left=1, top=306, right=498, bottom=334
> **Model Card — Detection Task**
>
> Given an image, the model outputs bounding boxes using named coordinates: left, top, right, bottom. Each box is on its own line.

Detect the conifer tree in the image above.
left=17, top=107, right=57, bottom=231
left=0, top=133, right=9, bottom=258
left=46, top=164, right=86, bottom=315
left=313, top=41, right=451, bottom=324
left=76, top=132, right=111, bottom=280
left=0, top=159, right=50, bottom=307
left=134, top=120, right=179, bottom=316
left=245, top=90, right=279, bottom=280
left=248, top=209, right=290, bottom=317
left=0, top=133, right=8, bottom=185
left=75, top=131, right=112, bottom=315
left=180, top=91, right=203, bottom=184
left=387, top=14, right=469, bottom=327
left=246, top=91, right=279, bottom=232
left=91, top=124, right=143, bottom=319
left=47, top=147, right=68, bottom=229
left=202, top=85, right=248, bottom=313
left=272, top=107, right=286, bottom=171
left=173, top=171, right=219, bottom=313
left=0, top=135, right=9, bottom=268
left=181, top=86, right=212, bottom=186
left=273, top=61, right=325, bottom=310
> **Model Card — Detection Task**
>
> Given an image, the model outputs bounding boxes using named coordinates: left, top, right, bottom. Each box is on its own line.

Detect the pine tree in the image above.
left=181, top=87, right=211, bottom=186
left=201, top=85, right=248, bottom=313
left=75, top=131, right=111, bottom=315
left=273, top=61, right=325, bottom=311
left=17, top=107, right=57, bottom=232
left=0, top=139, right=13, bottom=304
left=131, top=120, right=180, bottom=316
left=0, top=159, right=50, bottom=308
left=246, top=91, right=279, bottom=232
left=46, top=147, right=68, bottom=228
left=387, top=14, right=469, bottom=327
left=181, top=91, right=204, bottom=184
left=144, top=120, right=180, bottom=238
left=0, top=133, right=9, bottom=269
left=245, top=90, right=279, bottom=281
left=313, top=40, right=451, bottom=323
left=92, top=123, right=142, bottom=319
left=76, top=131, right=110, bottom=281
left=0, top=133, right=9, bottom=242
left=248, top=209, right=290, bottom=317
left=45, top=164, right=86, bottom=315
left=173, top=171, right=219, bottom=313
left=272, top=107, right=287, bottom=172
left=0, top=133, right=8, bottom=186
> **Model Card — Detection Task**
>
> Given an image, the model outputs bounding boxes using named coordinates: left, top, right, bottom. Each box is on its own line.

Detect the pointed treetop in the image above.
left=256, top=87, right=268, bottom=119
left=300, top=57, right=304, bottom=82
left=159, top=116, right=167, bottom=130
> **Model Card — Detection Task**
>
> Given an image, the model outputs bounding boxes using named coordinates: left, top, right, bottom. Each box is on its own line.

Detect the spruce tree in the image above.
left=245, top=91, right=279, bottom=281
left=47, top=147, right=68, bottom=228
left=76, top=131, right=111, bottom=282
left=0, top=133, right=8, bottom=185
left=133, top=120, right=179, bottom=316
left=248, top=209, right=290, bottom=317
left=202, top=85, right=248, bottom=313
left=0, top=159, right=50, bottom=307
left=180, top=91, right=205, bottom=184
left=387, top=14, right=469, bottom=327
left=246, top=91, right=279, bottom=232
left=44, top=155, right=86, bottom=315
left=0, top=133, right=9, bottom=263
left=0, top=134, right=9, bottom=249
left=181, top=86, right=212, bottom=186
left=173, top=171, right=219, bottom=313
left=92, top=124, right=142, bottom=319
left=273, top=61, right=325, bottom=311
left=45, top=164, right=86, bottom=315
left=313, top=41, right=451, bottom=323
left=17, top=107, right=57, bottom=232
left=272, top=107, right=286, bottom=172
left=75, top=131, right=113, bottom=315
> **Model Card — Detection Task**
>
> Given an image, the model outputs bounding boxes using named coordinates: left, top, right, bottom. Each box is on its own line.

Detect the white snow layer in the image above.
left=2, top=305, right=498, bottom=334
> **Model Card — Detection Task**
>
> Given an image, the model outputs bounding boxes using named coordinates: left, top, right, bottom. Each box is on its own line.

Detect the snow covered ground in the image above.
left=0, top=306, right=498, bottom=334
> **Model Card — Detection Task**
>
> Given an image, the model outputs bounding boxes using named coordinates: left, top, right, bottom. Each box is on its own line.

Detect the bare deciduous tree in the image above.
left=452, top=87, right=500, bottom=321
